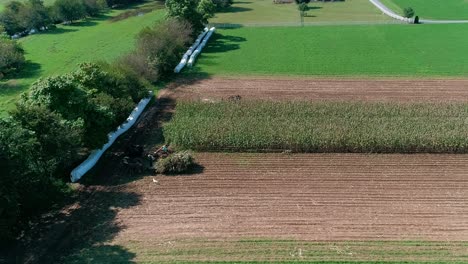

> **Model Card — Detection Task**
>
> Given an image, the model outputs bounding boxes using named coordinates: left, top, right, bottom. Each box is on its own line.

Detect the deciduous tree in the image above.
left=0, top=35, right=25, bottom=78
left=404, top=7, right=415, bottom=18
left=165, top=0, right=215, bottom=31
left=53, top=0, right=87, bottom=23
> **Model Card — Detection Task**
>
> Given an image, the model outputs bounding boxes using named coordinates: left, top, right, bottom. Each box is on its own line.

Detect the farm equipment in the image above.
left=227, top=95, right=242, bottom=102
left=148, top=145, right=173, bottom=162
left=121, top=144, right=152, bottom=174
left=121, top=144, right=174, bottom=174
left=122, top=156, right=145, bottom=174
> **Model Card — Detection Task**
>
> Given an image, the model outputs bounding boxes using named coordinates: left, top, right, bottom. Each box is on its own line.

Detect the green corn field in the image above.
left=164, top=101, right=468, bottom=153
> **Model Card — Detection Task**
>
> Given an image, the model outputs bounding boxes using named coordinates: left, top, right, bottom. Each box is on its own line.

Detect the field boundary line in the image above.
left=208, top=20, right=405, bottom=28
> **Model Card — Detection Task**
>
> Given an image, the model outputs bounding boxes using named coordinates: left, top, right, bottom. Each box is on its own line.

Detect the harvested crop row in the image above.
left=164, top=101, right=468, bottom=153
left=165, top=77, right=468, bottom=103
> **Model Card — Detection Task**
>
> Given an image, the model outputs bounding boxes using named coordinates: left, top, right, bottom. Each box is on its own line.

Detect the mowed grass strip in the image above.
left=190, top=24, right=468, bottom=77
left=164, top=101, right=468, bottom=153
left=62, top=239, right=468, bottom=263
left=388, top=0, right=468, bottom=20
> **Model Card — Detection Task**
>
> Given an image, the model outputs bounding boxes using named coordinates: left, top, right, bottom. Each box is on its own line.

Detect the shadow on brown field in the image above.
left=14, top=186, right=141, bottom=264
left=10, top=84, right=210, bottom=263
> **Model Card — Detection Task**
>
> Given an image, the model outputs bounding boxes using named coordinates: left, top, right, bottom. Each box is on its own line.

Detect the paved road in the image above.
left=369, top=0, right=468, bottom=24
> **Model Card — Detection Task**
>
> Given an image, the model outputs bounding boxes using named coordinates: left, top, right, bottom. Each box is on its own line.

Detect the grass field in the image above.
left=164, top=101, right=468, bottom=153
left=0, top=3, right=164, bottom=115
left=386, top=0, right=468, bottom=20
left=189, top=24, right=468, bottom=77
left=63, top=239, right=468, bottom=263
left=210, top=0, right=391, bottom=24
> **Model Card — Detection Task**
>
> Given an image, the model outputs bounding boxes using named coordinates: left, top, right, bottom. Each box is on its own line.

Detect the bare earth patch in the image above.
left=164, top=77, right=468, bottom=102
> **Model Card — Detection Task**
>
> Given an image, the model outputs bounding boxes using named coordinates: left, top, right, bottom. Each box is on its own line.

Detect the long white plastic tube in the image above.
left=174, top=28, right=209, bottom=73
left=188, top=27, right=216, bottom=67
left=70, top=92, right=153, bottom=182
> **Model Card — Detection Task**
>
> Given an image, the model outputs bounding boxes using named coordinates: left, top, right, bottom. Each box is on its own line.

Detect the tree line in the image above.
left=0, top=0, right=139, bottom=37
left=0, top=0, right=232, bottom=37
left=0, top=0, right=224, bottom=245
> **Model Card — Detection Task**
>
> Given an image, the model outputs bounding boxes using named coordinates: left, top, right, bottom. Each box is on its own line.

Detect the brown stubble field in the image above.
left=70, top=153, right=468, bottom=263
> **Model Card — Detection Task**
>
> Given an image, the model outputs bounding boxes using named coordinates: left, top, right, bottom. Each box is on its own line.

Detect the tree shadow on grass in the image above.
left=35, top=27, right=79, bottom=35
left=0, top=81, right=23, bottom=98
left=66, top=13, right=113, bottom=28
left=0, top=61, right=42, bottom=98
left=233, top=0, right=252, bottom=3
left=204, top=33, right=246, bottom=53
left=217, top=6, right=253, bottom=13
left=67, top=19, right=99, bottom=28
left=189, top=32, right=246, bottom=69
left=185, top=33, right=245, bottom=71
left=1, top=61, right=42, bottom=81
left=16, top=61, right=42, bottom=80
left=61, top=245, right=136, bottom=264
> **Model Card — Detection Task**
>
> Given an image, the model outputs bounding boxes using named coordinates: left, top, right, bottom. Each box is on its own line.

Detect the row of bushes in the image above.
left=164, top=101, right=468, bottom=153
left=0, top=18, right=194, bottom=243
left=0, top=0, right=144, bottom=36
left=1, top=0, right=230, bottom=37
left=0, top=0, right=143, bottom=78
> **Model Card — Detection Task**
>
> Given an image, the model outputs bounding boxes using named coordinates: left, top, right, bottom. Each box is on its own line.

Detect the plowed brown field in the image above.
left=164, top=77, right=468, bottom=102
left=19, top=77, right=468, bottom=263
left=115, top=153, right=468, bottom=242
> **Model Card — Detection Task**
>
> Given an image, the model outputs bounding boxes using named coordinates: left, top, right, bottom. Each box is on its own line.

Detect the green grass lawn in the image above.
left=209, top=0, right=391, bottom=25
left=0, top=4, right=164, bottom=115
left=387, top=0, right=468, bottom=20
left=189, top=24, right=468, bottom=77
